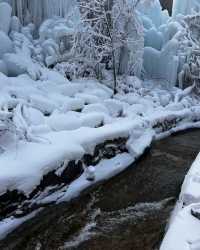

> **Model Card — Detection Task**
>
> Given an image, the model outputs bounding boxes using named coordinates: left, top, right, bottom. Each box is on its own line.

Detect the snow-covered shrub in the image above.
left=177, top=15, right=200, bottom=93
left=61, top=0, right=144, bottom=90
left=117, top=76, right=143, bottom=94
left=46, top=111, right=82, bottom=131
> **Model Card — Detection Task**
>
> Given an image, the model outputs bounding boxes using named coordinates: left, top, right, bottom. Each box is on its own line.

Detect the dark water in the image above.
left=1, top=129, right=200, bottom=250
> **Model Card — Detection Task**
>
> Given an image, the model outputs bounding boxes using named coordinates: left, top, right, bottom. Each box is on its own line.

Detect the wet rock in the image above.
left=61, top=160, right=84, bottom=184
left=0, top=190, right=26, bottom=219
left=191, top=206, right=200, bottom=220
left=0, top=137, right=128, bottom=220
left=83, top=138, right=128, bottom=166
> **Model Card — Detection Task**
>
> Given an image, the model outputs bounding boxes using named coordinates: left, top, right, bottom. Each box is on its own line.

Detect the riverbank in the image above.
left=161, top=151, right=200, bottom=250
left=1, top=64, right=200, bottom=237
left=1, top=129, right=200, bottom=250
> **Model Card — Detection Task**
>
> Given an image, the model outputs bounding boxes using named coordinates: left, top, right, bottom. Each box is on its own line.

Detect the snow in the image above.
left=0, top=0, right=200, bottom=241
left=82, top=103, right=109, bottom=116
left=46, top=112, right=81, bottom=131
left=0, top=209, right=42, bottom=240
left=57, top=153, right=135, bottom=203
left=161, top=204, right=200, bottom=250
left=161, top=153, right=200, bottom=250
left=80, top=112, right=104, bottom=128
left=0, top=73, right=199, bottom=199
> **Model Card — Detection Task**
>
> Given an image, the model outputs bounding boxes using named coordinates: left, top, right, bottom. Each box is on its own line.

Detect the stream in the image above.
left=1, top=129, right=200, bottom=250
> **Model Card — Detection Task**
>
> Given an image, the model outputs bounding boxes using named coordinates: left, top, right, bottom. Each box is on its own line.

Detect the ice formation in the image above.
left=136, top=0, right=200, bottom=87
left=0, top=0, right=79, bottom=27
left=0, top=2, right=12, bottom=34
left=137, top=0, right=181, bottom=85
left=172, top=0, right=200, bottom=17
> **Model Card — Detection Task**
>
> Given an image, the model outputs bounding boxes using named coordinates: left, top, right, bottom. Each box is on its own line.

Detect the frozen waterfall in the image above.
left=0, top=0, right=78, bottom=26
left=172, top=0, right=200, bottom=16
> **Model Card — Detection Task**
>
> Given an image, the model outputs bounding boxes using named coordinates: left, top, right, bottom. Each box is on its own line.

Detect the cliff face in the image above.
left=160, top=0, right=173, bottom=15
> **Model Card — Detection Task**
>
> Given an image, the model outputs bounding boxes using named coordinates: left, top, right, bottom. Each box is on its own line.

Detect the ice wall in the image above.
left=0, top=0, right=78, bottom=27
left=172, top=0, right=200, bottom=16
left=137, top=0, right=180, bottom=86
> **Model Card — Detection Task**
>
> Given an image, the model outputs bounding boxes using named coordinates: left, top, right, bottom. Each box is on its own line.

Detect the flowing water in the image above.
left=1, top=129, right=200, bottom=250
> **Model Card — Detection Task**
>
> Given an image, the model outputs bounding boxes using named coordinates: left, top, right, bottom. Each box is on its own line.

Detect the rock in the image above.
left=3, top=53, right=27, bottom=77
left=61, top=160, right=84, bottom=184
left=0, top=2, right=12, bottom=34
left=159, top=0, right=173, bottom=15
left=191, top=206, right=200, bottom=220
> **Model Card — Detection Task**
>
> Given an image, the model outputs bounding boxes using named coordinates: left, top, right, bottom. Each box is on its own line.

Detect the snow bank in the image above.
left=0, top=119, right=148, bottom=196
left=161, top=154, right=200, bottom=250
left=0, top=209, right=42, bottom=240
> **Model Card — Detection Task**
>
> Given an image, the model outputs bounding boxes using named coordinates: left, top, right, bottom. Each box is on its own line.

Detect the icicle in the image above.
left=2, top=0, right=78, bottom=27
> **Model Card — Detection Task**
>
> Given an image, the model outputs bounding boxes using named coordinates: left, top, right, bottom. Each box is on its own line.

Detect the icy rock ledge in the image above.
left=160, top=153, right=200, bottom=250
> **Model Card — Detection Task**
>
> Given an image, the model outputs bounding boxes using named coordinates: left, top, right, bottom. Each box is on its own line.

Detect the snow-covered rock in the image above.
left=46, top=112, right=81, bottom=131
left=23, top=107, right=45, bottom=126
left=82, top=103, right=109, bottom=116
left=81, top=112, right=104, bottom=128
left=29, top=94, right=57, bottom=115
left=104, top=99, right=123, bottom=117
